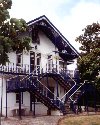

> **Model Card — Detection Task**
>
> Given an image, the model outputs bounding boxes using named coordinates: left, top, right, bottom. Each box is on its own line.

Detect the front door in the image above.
left=48, top=86, right=54, bottom=99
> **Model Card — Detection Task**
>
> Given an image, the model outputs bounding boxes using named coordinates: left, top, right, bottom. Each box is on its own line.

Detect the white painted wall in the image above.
left=7, top=52, right=16, bottom=64
left=33, top=103, right=48, bottom=115
left=38, top=31, right=58, bottom=69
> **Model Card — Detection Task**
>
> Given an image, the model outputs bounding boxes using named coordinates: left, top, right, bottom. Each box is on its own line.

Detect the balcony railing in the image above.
left=0, top=63, right=29, bottom=74
left=0, top=62, right=79, bottom=79
left=41, top=63, right=79, bottom=79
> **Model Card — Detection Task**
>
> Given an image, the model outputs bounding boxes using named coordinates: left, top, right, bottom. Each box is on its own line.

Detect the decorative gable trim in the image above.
left=27, top=15, right=79, bottom=61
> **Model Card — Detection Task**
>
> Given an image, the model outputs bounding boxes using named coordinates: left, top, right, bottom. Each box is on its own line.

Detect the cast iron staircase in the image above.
left=6, top=75, right=67, bottom=114
left=6, top=66, right=86, bottom=114
left=40, top=72, right=71, bottom=91
left=41, top=67, right=83, bottom=108
left=40, top=67, right=76, bottom=92
left=61, top=81, right=86, bottom=113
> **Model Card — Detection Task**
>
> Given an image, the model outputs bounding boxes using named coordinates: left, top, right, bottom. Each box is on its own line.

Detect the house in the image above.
left=0, top=15, right=89, bottom=117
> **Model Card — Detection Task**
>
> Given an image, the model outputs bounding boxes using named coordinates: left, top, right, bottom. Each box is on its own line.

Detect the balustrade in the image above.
left=0, top=63, right=29, bottom=74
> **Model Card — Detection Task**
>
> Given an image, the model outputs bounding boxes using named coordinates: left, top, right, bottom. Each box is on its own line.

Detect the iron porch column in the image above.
left=46, top=73, right=49, bottom=97
left=1, top=76, right=3, bottom=117
left=19, top=92, right=21, bottom=119
left=6, top=80, right=7, bottom=118
left=56, top=80, right=59, bottom=97
left=94, top=83, right=96, bottom=112
left=33, top=93, right=35, bottom=116
left=56, top=80, right=59, bottom=106
left=30, top=92, right=32, bottom=111
left=86, top=92, right=88, bottom=113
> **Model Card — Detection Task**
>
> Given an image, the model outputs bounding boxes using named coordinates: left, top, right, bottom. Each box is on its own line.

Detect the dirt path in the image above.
left=1, top=116, right=63, bottom=125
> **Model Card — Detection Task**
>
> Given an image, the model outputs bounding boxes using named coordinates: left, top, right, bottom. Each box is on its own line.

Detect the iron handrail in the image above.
left=7, top=65, right=41, bottom=82
left=20, top=65, right=40, bottom=82
left=51, top=68, right=77, bottom=103
left=69, top=81, right=86, bottom=102
left=36, top=79, right=62, bottom=102
left=60, top=74, right=77, bottom=102
left=61, top=84, right=76, bottom=102
left=20, top=63, right=49, bottom=83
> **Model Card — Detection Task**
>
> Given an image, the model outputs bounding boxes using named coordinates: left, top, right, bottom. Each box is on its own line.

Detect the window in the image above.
left=16, top=93, right=19, bottom=103
left=30, top=51, right=35, bottom=72
left=16, top=93, right=23, bottom=104
left=32, top=27, right=40, bottom=44
left=16, top=53, right=22, bottom=66
left=36, top=53, right=41, bottom=65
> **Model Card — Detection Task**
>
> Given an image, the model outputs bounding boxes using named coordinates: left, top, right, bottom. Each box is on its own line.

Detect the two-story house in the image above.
left=0, top=15, right=86, bottom=117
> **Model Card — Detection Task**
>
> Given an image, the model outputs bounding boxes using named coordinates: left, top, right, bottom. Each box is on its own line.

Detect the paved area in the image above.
left=1, top=116, right=63, bottom=125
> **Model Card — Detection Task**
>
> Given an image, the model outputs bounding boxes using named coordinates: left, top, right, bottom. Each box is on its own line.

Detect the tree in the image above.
left=0, top=0, right=31, bottom=65
left=76, top=23, right=100, bottom=89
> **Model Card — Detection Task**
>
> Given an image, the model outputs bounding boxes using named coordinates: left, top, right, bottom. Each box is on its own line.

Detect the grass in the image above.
left=58, top=115, right=100, bottom=125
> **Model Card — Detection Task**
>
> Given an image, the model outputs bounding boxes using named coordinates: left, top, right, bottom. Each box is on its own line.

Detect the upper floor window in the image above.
left=32, top=27, right=40, bottom=44
left=36, top=53, right=41, bottom=66
left=16, top=53, right=22, bottom=66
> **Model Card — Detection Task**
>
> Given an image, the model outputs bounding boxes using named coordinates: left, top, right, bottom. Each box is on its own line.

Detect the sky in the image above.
left=9, top=0, right=100, bottom=51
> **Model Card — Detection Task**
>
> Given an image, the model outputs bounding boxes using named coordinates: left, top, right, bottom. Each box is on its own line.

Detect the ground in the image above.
left=58, top=114, right=100, bottom=125
left=1, top=113, right=100, bottom=125
left=1, top=116, right=63, bottom=125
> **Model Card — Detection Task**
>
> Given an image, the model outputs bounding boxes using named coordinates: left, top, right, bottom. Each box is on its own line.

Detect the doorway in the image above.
left=48, top=86, right=54, bottom=99
left=30, top=51, right=41, bottom=73
left=30, top=51, right=35, bottom=72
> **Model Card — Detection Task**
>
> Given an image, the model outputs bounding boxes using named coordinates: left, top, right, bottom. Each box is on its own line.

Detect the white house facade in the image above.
left=0, top=15, right=84, bottom=117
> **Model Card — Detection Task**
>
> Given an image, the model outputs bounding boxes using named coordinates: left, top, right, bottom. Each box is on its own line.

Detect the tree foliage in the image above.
left=76, top=23, right=100, bottom=89
left=0, top=0, right=31, bottom=65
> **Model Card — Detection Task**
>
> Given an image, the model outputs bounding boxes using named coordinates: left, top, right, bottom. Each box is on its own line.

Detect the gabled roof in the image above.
left=27, top=15, right=79, bottom=61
